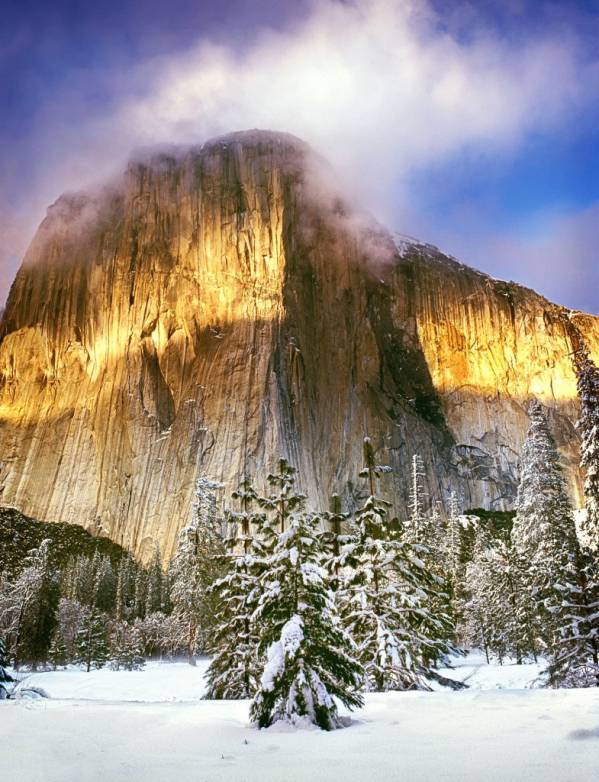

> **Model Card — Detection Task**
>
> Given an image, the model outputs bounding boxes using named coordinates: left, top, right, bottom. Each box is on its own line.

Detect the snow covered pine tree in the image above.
left=205, top=477, right=266, bottom=699
left=145, top=544, right=163, bottom=616
left=250, top=460, right=364, bottom=730
left=0, top=539, right=59, bottom=669
left=572, top=341, right=599, bottom=555
left=462, top=538, right=539, bottom=664
left=169, top=476, right=225, bottom=664
left=344, top=439, right=454, bottom=691
left=0, top=635, right=13, bottom=692
left=76, top=609, right=108, bottom=672
left=513, top=400, right=599, bottom=686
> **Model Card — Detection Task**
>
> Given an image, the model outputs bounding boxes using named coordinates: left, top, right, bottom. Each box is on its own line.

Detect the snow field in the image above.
left=1, top=656, right=598, bottom=782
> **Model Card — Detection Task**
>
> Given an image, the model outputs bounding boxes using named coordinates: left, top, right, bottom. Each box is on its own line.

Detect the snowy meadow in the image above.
left=3, top=655, right=599, bottom=782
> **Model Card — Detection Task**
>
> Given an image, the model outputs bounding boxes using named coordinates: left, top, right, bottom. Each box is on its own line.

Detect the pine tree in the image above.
left=259, top=459, right=306, bottom=535
left=407, top=454, right=428, bottom=534
left=205, top=477, right=266, bottom=699
left=250, top=497, right=363, bottom=730
left=71, top=554, right=96, bottom=606
left=461, top=537, right=539, bottom=664
left=110, top=622, right=145, bottom=671
left=94, top=555, right=115, bottom=613
left=572, top=343, right=599, bottom=554
left=343, top=439, right=453, bottom=691
left=145, top=544, right=163, bottom=616
left=133, top=569, right=147, bottom=619
left=1, top=539, right=59, bottom=669
left=547, top=549, right=599, bottom=687
left=76, top=610, right=108, bottom=671
left=513, top=401, right=598, bottom=685
left=0, top=636, right=13, bottom=683
left=513, top=402, right=579, bottom=642
left=55, top=598, right=91, bottom=662
left=444, top=491, right=463, bottom=589
left=319, top=494, right=352, bottom=593
left=170, top=475, right=225, bottom=664
left=115, top=556, right=135, bottom=622
left=48, top=630, right=68, bottom=669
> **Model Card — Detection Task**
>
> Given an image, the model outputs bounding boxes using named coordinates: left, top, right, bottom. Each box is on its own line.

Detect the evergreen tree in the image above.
left=513, top=402, right=579, bottom=644
left=572, top=343, right=599, bottom=554
left=259, top=459, right=306, bottom=535
left=343, top=439, right=453, bottom=691
left=70, top=554, right=96, bottom=606
left=461, top=538, right=539, bottom=664
left=76, top=610, right=108, bottom=672
left=0, top=636, right=13, bottom=683
left=93, top=555, right=115, bottom=613
left=48, top=630, right=68, bottom=669
left=170, top=476, right=225, bottom=664
left=547, top=549, right=599, bottom=687
left=250, top=496, right=363, bottom=730
left=319, top=494, right=352, bottom=593
left=145, top=544, right=163, bottom=616
left=109, top=622, right=145, bottom=671
left=444, top=491, right=463, bottom=589
left=205, top=477, right=265, bottom=699
left=115, top=556, right=135, bottom=622
left=407, top=454, right=427, bottom=534
left=55, top=598, right=90, bottom=662
left=1, top=539, right=59, bottom=669
left=133, top=569, right=147, bottom=619
left=513, top=401, right=598, bottom=685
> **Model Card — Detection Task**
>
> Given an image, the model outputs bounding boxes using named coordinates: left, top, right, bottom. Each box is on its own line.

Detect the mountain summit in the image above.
left=0, top=130, right=597, bottom=560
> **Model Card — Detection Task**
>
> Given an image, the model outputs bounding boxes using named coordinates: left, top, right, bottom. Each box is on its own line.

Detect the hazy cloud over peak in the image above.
left=1, top=0, right=597, bottom=311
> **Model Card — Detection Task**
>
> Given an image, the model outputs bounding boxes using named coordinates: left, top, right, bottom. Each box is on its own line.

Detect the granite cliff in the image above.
left=1, top=130, right=597, bottom=561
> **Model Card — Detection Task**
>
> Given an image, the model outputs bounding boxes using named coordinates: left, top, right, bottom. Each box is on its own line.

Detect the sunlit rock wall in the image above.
left=0, top=130, right=597, bottom=561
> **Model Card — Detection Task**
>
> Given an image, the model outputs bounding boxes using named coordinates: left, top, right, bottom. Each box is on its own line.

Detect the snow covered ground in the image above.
left=2, top=655, right=598, bottom=782
left=437, top=651, right=547, bottom=690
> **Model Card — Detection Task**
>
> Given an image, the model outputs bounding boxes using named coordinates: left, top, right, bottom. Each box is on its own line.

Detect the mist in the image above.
left=1, top=0, right=598, bottom=310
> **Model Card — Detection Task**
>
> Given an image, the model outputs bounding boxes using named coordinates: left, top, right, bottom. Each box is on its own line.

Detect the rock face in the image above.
left=1, top=130, right=597, bottom=561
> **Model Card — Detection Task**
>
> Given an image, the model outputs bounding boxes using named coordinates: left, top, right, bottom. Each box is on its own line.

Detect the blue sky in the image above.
left=1, top=0, right=598, bottom=312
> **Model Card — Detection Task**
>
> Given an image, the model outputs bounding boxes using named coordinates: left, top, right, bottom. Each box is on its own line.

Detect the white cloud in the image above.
left=1, top=0, right=597, bottom=306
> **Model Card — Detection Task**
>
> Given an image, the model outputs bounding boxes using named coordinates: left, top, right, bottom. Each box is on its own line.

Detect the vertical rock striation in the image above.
left=0, top=130, right=597, bottom=561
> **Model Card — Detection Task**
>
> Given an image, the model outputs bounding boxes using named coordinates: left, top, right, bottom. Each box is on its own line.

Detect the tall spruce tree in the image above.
left=461, top=538, right=539, bottom=663
left=146, top=544, right=163, bottom=616
left=0, top=636, right=13, bottom=683
left=407, top=454, right=428, bottom=534
left=343, top=439, right=453, bottom=691
left=250, top=477, right=363, bottom=730
left=170, top=475, right=225, bottom=663
left=76, top=609, right=108, bottom=672
left=513, top=400, right=598, bottom=685
left=109, top=622, right=145, bottom=671
left=572, top=343, right=599, bottom=554
left=205, top=478, right=266, bottom=699
left=444, top=491, right=463, bottom=589
left=547, top=548, right=599, bottom=687
left=319, top=494, right=352, bottom=593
